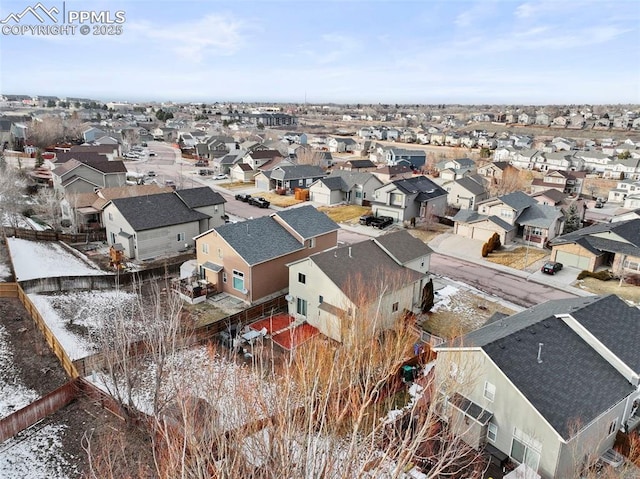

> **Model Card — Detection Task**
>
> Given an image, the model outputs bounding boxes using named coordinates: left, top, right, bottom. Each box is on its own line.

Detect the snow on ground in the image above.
left=0, top=262, right=11, bottom=281
left=29, top=290, right=137, bottom=361
left=7, top=238, right=107, bottom=281
left=430, top=285, right=460, bottom=313
left=0, top=423, right=75, bottom=479
left=0, top=324, right=39, bottom=419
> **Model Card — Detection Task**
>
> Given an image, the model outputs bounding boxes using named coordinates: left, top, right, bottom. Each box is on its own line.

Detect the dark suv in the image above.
left=249, top=196, right=270, bottom=208
left=359, top=215, right=375, bottom=226
left=541, top=261, right=563, bottom=275
left=235, top=193, right=252, bottom=202
left=369, top=216, right=394, bottom=229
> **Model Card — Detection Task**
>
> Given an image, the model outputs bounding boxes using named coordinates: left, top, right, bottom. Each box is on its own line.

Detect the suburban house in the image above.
left=340, top=159, right=377, bottom=172
left=286, top=230, right=432, bottom=342
left=371, top=165, right=414, bottom=183
left=308, top=170, right=383, bottom=206
left=476, top=161, right=518, bottom=186
left=327, top=137, right=357, bottom=153
left=530, top=170, right=585, bottom=196
left=453, top=191, right=564, bottom=247
left=174, top=187, right=227, bottom=231
left=214, top=152, right=244, bottom=175
left=52, top=159, right=128, bottom=195
left=254, top=165, right=326, bottom=192
left=384, top=148, right=427, bottom=170
left=194, top=205, right=339, bottom=304
left=62, top=184, right=173, bottom=232
left=242, top=150, right=283, bottom=170
left=436, top=158, right=476, bottom=179
left=607, top=179, right=640, bottom=204
left=371, top=176, right=448, bottom=223
left=230, top=163, right=256, bottom=183
left=442, top=175, right=489, bottom=210
left=103, top=189, right=214, bottom=261
left=549, top=218, right=640, bottom=273
left=433, top=294, right=640, bottom=479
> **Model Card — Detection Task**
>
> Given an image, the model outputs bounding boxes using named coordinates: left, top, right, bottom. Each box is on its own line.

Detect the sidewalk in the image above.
left=428, top=233, right=593, bottom=298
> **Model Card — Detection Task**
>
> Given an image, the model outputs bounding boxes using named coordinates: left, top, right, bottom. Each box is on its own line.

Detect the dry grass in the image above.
left=421, top=288, right=516, bottom=340
left=258, top=192, right=305, bottom=207
left=407, top=226, right=452, bottom=244
left=317, top=205, right=371, bottom=223
left=485, top=246, right=548, bottom=270
left=219, top=181, right=251, bottom=189
left=575, top=277, right=640, bottom=303
left=182, top=302, right=228, bottom=328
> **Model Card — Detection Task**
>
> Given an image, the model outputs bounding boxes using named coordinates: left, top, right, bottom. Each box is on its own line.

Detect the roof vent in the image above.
left=537, top=343, right=544, bottom=364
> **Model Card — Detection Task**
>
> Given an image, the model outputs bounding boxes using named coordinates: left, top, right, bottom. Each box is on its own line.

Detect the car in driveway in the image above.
left=146, top=170, right=156, bottom=177
left=212, top=174, right=228, bottom=180
left=235, top=193, right=252, bottom=202
left=369, top=216, right=394, bottom=229
left=248, top=196, right=270, bottom=208
left=359, top=214, right=375, bottom=226
left=541, top=261, right=563, bottom=275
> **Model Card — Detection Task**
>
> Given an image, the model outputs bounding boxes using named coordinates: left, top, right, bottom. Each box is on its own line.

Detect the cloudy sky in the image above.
left=0, top=0, right=638, bottom=104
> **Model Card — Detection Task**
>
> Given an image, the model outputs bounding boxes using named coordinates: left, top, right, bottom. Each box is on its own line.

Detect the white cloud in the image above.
left=126, top=13, right=248, bottom=63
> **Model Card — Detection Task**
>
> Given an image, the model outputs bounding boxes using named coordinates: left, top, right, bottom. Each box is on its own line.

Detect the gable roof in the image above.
left=248, top=149, right=282, bottom=160
left=391, top=176, right=447, bottom=200
left=498, top=191, right=537, bottom=212
left=110, top=192, right=209, bottom=231
left=550, top=218, right=640, bottom=256
left=326, top=170, right=381, bottom=190
left=175, top=187, right=225, bottom=208
left=269, top=165, right=326, bottom=181
left=532, top=189, right=568, bottom=204
left=214, top=216, right=306, bottom=266
left=345, top=159, right=376, bottom=169
left=446, top=295, right=635, bottom=440
left=373, top=230, right=433, bottom=264
left=516, top=203, right=563, bottom=228
left=274, top=205, right=339, bottom=240
left=315, top=176, right=346, bottom=191
left=454, top=176, right=486, bottom=196
left=308, top=239, right=424, bottom=303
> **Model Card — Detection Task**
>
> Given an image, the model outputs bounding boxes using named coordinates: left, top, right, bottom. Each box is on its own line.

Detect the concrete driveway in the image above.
left=428, top=233, right=484, bottom=260
left=528, top=265, right=582, bottom=287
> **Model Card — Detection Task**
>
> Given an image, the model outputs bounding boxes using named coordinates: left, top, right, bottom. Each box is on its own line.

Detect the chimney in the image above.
left=537, top=343, right=544, bottom=364
left=348, top=247, right=352, bottom=258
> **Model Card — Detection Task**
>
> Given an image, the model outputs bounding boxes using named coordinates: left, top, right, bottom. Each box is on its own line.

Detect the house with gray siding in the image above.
left=175, top=187, right=226, bottom=230
left=103, top=190, right=211, bottom=260
left=52, top=159, right=128, bottom=195
left=372, top=176, right=448, bottom=223
left=434, top=295, right=640, bottom=479
left=309, top=170, right=383, bottom=206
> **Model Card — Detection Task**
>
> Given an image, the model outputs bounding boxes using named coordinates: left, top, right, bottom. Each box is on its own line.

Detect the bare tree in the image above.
left=296, top=146, right=326, bottom=167
left=0, top=166, right=28, bottom=229
left=33, top=187, right=63, bottom=230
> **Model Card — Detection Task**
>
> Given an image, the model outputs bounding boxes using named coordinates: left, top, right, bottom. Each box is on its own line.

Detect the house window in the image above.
left=487, top=423, right=498, bottom=443
left=392, top=302, right=399, bottom=313
left=201, top=243, right=209, bottom=254
left=217, top=248, right=223, bottom=259
left=511, top=429, right=542, bottom=471
left=214, top=205, right=218, bottom=212
left=319, top=295, right=323, bottom=304
left=500, top=209, right=512, bottom=218
left=355, top=191, right=362, bottom=198
left=391, top=193, right=403, bottom=206
left=308, top=237, right=315, bottom=248
left=232, top=270, right=244, bottom=291
left=529, top=227, right=544, bottom=236
left=608, top=419, right=618, bottom=436
left=108, top=212, right=113, bottom=221
left=177, top=232, right=185, bottom=242
left=298, top=273, right=306, bottom=284
left=624, top=259, right=640, bottom=272
left=484, top=381, right=496, bottom=402
left=222, top=272, right=227, bottom=283
left=296, top=298, right=307, bottom=316
left=110, top=232, right=116, bottom=244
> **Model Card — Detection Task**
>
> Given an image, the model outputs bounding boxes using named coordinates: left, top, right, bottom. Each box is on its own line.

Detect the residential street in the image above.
left=429, top=253, right=579, bottom=308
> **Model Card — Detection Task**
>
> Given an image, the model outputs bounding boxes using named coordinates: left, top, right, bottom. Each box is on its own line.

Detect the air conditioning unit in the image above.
left=285, top=294, right=293, bottom=302
left=241, top=288, right=248, bottom=295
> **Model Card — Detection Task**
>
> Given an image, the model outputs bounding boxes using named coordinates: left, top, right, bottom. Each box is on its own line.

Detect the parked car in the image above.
left=199, top=169, right=214, bottom=176
left=249, top=196, right=270, bottom=208
left=164, top=180, right=176, bottom=189
left=235, top=193, right=252, bottom=202
left=195, top=160, right=209, bottom=167
left=369, top=216, right=394, bottom=229
left=359, top=214, right=375, bottom=226
left=212, top=174, right=228, bottom=180
left=146, top=170, right=156, bottom=177
left=541, top=261, right=563, bottom=275
left=148, top=150, right=156, bottom=156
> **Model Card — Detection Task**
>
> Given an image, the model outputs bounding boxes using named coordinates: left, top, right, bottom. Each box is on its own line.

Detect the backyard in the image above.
left=317, top=205, right=370, bottom=223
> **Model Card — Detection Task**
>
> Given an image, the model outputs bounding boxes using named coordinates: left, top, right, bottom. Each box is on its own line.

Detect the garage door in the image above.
left=555, top=251, right=590, bottom=270
left=472, top=228, right=495, bottom=242
left=311, top=191, right=330, bottom=205
left=456, top=224, right=473, bottom=238
left=255, top=179, right=270, bottom=191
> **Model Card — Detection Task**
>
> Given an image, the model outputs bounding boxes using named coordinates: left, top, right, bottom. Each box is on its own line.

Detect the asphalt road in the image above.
left=429, top=253, right=578, bottom=308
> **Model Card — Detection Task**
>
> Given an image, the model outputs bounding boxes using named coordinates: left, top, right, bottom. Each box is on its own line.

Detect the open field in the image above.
left=317, top=205, right=370, bottom=223
left=485, top=246, right=548, bottom=270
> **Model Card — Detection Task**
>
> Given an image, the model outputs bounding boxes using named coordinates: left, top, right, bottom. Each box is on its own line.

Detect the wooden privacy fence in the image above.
left=0, top=379, right=79, bottom=444
left=8, top=282, right=80, bottom=378
left=3, top=226, right=106, bottom=243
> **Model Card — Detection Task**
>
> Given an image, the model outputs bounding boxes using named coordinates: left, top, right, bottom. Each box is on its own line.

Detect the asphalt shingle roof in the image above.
left=444, top=295, right=637, bottom=440
left=269, top=165, right=326, bottom=181
left=175, top=187, right=225, bottom=208
left=392, top=176, right=447, bottom=200
left=454, top=176, right=486, bottom=196
left=274, top=205, right=339, bottom=240
left=516, top=204, right=563, bottom=228
left=215, top=216, right=305, bottom=266
left=550, top=218, right=640, bottom=256
left=374, top=230, right=433, bottom=264
left=111, top=192, right=209, bottom=231
left=499, top=191, right=537, bottom=213
left=317, top=176, right=346, bottom=191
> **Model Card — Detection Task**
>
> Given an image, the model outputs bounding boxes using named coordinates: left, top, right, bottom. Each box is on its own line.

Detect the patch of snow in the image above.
left=0, top=262, right=11, bottom=280
left=0, top=423, right=74, bottom=479
left=7, top=238, right=108, bottom=281
left=28, top=290, right=137, bottom=361
left=0, top=325, right=39, bottom=419
left=430, top=284, right=458, bottom=312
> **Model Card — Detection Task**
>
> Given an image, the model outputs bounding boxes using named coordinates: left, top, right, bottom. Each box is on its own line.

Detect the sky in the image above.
left=0, top=0, right=639, bottom=105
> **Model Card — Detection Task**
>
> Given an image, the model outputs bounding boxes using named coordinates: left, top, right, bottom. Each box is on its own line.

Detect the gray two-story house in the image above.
left=371, top=176, right=448, bottom=223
